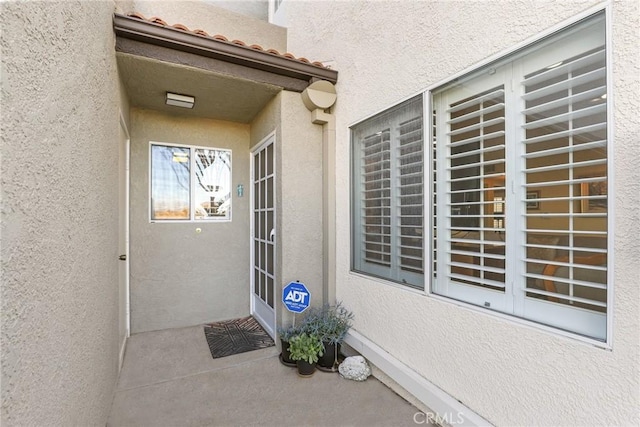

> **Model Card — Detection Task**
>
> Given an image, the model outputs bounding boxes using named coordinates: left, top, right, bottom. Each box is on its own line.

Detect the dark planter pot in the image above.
left=317, top=341, right=340, bottom=370
left=296, top=360, right=316, bottom=377
left=279, top=339, right=296, bottom=367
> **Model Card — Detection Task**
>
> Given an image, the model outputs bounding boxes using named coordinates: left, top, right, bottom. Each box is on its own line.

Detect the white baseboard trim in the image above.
left=344, top=330, right=492, bottom=427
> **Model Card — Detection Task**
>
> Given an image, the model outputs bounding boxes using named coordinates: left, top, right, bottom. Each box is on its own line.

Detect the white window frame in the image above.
left=426, top=6, right=613, bottom=345
left=149, top=141, right=232, bottom=223
left=350, top=95, right=426, bottom=289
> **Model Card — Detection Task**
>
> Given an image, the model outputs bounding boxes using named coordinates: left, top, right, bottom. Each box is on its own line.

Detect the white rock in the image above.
left=339, top=355, right=371, bottom=381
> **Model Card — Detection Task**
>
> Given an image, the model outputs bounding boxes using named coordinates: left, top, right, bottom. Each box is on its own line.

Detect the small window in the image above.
left=150, top=143, right=232, bottom=221
left=432, top=12, right=609, bottom=341
left=351, top=95, right=425, bottom=288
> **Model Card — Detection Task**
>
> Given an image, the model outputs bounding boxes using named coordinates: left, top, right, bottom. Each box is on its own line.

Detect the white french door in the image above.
left=250, top=134, right=276, bottom=337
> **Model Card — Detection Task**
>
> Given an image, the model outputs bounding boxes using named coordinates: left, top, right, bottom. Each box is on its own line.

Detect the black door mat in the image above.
left=204, top=316, right=274, bottom=359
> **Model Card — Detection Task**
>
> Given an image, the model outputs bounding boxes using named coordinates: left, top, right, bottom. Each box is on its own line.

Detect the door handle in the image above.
left=119, top=254, right=127, bottom=261
left=269, top=229, right=275, bottom=242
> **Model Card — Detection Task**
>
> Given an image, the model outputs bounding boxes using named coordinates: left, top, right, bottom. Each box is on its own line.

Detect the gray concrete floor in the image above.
left=108, top=325, right=422, bottom=426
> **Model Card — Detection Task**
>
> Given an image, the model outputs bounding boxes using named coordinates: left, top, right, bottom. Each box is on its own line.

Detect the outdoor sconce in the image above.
left=237, top=184, right=244, bottom=197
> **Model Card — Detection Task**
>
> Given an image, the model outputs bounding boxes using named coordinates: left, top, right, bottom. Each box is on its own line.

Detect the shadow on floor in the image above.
left=108, top=325, right=423, bottom=426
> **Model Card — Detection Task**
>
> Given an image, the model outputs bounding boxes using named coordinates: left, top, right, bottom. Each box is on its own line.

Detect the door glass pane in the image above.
left=254, top=181, right=259, bottom=210
left=267, top=276, right=274, bottom=308
left=267, top=143, right=274, bottom=175
left=267, top=177, right=274, bottom=208
left=151, top=145, right=190, bottom=220
left=254, top=268, right=260, bottom=294
left=260, top=147, right=266, bottom=178
left=267, top=243, right=274, bottom=275
left=254, top=239, right=260, bottom=268
left=266, top=211, right=273, bottom=243
left=260, top=272, right=266, bottom=301
left=254, top=212, right=260, bottom=240
left=254, top=151, right=260, bottom=181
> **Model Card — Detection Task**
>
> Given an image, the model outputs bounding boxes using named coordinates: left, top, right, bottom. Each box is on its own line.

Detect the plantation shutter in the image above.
left=352, top=96, right=424, bottom=288
left=517, top=15, right=608, bottom=339
left=361, top=129, right=392, bottom=270
left=433, top=67, right=510, bottom=311
left=398, top=114, right=424, bottom=278
left=433, top=12, right=608, bottom=340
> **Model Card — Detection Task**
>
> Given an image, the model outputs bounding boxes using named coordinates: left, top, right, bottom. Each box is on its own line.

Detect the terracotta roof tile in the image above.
left=172, top=23, right=190, bottom=31
left=125, top=12, right=328, bottom=69
left=148, top=17, right=168, bottom=26
left=128, top=11, right=147, bottom=20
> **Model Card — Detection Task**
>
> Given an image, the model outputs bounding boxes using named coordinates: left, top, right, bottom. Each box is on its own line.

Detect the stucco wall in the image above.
left=118, top=0, right=286, bottom=52
left=283, top=1, right=640, bottom=425
left=250, top=91, right=324, bottom=328
left=278, top=91, right=324, bottom=321
left=129, top=108, right=251, bottom=333
left=1, top=1, right=124, bottom=425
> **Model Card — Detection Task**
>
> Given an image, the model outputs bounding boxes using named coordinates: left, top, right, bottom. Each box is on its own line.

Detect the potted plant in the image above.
left=302, top=302, right=354, bottom=371
left=287, top=332, right=324, bottom=377
left=277, top=324, right=300, bottom=367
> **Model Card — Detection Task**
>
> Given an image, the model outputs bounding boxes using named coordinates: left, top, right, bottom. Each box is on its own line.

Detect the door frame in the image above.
left=250, top=131, right=277, bottom=338
left=118, top=111, right=131, bottom=370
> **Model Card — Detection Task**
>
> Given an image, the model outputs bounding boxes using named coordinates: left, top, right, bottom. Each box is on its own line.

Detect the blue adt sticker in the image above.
left=283, top=281, right=311, bottom=313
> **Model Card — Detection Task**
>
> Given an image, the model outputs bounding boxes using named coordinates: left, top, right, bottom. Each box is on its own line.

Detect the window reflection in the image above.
left=150, top=144, right=232, bottom=221
left=194, top=149, right=231, bottom=219
left=151, top=145, right=190, bottom=220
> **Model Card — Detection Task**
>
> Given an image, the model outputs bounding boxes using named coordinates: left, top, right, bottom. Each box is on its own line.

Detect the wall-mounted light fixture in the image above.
left=166, top=92, right=195, bottom=109
left=237, top=184, right=244, bottom=197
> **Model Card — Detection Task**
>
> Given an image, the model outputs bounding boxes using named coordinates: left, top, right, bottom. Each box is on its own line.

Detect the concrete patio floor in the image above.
left=108, top=325, right=424, bottom=426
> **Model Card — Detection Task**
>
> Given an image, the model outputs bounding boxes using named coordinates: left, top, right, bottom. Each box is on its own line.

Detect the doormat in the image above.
left=204, top=316, right=274, bottom=359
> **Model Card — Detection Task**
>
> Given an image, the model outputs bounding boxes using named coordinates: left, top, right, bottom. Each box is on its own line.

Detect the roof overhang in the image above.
left=113, top=13, right=338, bottom=92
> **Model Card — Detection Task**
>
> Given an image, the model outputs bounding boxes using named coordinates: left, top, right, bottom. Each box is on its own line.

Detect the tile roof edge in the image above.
left=120, top=12, right=330, bottom=70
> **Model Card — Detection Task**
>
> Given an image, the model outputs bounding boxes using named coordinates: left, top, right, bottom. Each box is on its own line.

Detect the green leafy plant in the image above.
left=287, top=333, right=324, bottom=364
left=300, top=302, right=354, bottom=345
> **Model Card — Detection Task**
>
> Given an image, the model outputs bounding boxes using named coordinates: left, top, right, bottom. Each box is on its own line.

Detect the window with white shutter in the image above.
left=432, top=12, right=609, bottom=341
left=352, top=96, right=424, bottom=288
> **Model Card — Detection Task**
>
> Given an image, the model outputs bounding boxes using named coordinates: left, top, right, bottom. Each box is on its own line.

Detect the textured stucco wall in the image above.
left=129, top=108, right=251, bottom=333
left=1, top=1, right=124, bottom=425
left=209, top=0, right=268, bottom=21
left=250, top=91, right=324, bottom=328
left=119, top=0, right=286, bottom=52
left=278, top=91, right=324, bottom=321
left=283, top=1, right=640, bottom=425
